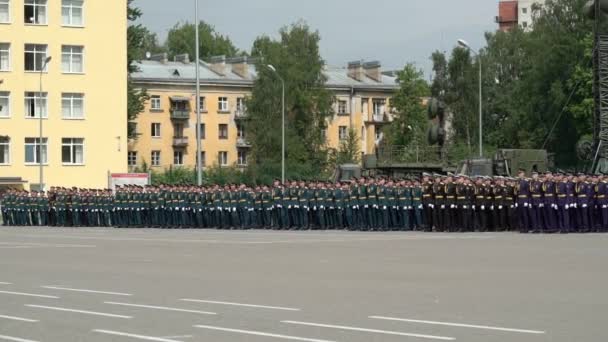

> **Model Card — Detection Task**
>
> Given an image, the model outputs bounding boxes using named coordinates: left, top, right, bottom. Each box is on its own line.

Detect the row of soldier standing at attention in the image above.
left=1, top=170, right=608, bottom=233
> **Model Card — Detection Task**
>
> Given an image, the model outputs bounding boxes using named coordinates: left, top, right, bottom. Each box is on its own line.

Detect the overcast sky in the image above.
left=133, top=0, right=497, bottom=78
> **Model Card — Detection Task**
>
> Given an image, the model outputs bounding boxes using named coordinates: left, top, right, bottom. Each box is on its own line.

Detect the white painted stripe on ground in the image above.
left=0, top=291, right=58, bottom=299
left=180, top=299, right=300, bottom=311
left=0, top=246, right=33, bottom=249
left=25, top=304, right=132, bottom=319
left=0, top=315, right=38, bottom=323
left=281, top=321, right=455, bottom=341
left=369, top=316, right=546, bottom=334
left=42, top=286, right=132, bottom=296
left=104, top=302, right=216, bottom=315
left=0, top=335, right=39, bottom=342
left=93, top=330, right=183, bottom=342
left=0, top=282, right=11, bottom=285
left=193, top=325, right=336, bottom=342
left=159, top=336, right=192, bottom=340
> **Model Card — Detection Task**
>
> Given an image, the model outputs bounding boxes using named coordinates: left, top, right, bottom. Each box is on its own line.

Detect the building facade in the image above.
left=496, top=0, right=545, bottom=32
left=0, top=0, right=128, bottom=189
left=129, top=55, right=399, bottom=171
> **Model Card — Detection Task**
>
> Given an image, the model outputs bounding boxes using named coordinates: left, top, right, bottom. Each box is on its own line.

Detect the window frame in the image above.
left=218, top=123, right=228, bottom=140
left=0, top=136, right=10, bottom=165
left=150, top=95, right=161, bottom=111
left=173, top=150, right=184, bottom=166
left=0, top=0, right=10, bottom=24
left=24, top=44, right=48, bottom=72
left=127, top=151, right=137, bottom=166
left=24, top=0, right=47, bottom=25
left=24, top=137, right=48, bottom=165
left=24, top=91, right=48, bottom=119
left=0, top=42, right=10, bottom=71
left=337, top=100, right=348, bottom=115
left=61, top=92, right=84, bottom=119
left=151, top=150, right=161, bottom=167
left=198, top=123, right=205, bottom=140
left=218, top=151, right=228, bottom=166
left=237, top=150, right=247, bottom=166
left=218, top=96, right=229, bottom=113
left=0, top=91, right=10, bottom=118
left=61, top=137, right=85, bottom=165
left=198, top=96, right=207, bottom=113
left=339, top=126, right=348, bottom=141
left=61, top=0, right=84, bottom=27
left=61, top=45, right=84, bottom=74
left=151, top=122, right=161, bottom=138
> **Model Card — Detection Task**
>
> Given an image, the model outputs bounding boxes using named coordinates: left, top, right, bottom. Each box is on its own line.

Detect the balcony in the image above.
left=170, top=109, right=190, bottom=120
left=237, top=138, right=251, bottom=148
left=172, top=136, right=189, bottom=147
left=365, top=113, right=388, bottom=124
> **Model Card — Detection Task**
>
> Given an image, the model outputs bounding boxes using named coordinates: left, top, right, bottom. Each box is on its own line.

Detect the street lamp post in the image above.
left=194, top=0, right=202, bottom=185
left=267, top=65, right=286, bottom=183
left=39, top=56, right=52, bottom=191
left=458, top=39, right=483, bottom=158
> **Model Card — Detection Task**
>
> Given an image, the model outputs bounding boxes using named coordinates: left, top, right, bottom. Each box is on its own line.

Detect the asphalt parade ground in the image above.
left=0, top=228, right=606, bottom=342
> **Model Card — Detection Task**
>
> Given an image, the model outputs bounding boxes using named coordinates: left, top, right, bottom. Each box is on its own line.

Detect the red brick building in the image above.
left=496, top=0, right=518, bottom=32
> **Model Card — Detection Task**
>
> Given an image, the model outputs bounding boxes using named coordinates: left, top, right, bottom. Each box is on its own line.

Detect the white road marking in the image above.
left=159, top=336, right=193, bottom=340
left=180, top=299, right=300, bottom=311
left=0, top=335, right=39, bottom=342
left=93, top=330, right=183, bottom=342
left=0, top=246, right=33, bottom=249
left=281, top=321, right=455, bottom=341
left=193, top=325, right=336, bottom=342
left=42, top=286, right=132, bottom=296
left=0, top=291, right=58, bottom=299
left=369, top=316, right=546, bottom=334
left=104, top=302, right=216, bottom=315
left=0, top=242, right=95, bottom=248
left=0, top=282, right=11, bottom=285
left=25, top=304, right=132, bottom=319
left=0, top=315, right=38, bottom=323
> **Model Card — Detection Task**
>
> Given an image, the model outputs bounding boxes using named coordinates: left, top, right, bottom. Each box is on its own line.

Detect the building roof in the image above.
left=131, top=59, right=399, bottom=91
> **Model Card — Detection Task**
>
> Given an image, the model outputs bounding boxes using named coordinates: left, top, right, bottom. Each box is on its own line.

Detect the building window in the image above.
left=218, top=96, right=228, bottom=112
left=173, top=122, right=184, bottom=137
left=62, top=0, right=83, bottom=26
left=0, top=136, right=9, bottom=165
left=198, top=123, right=205, bottom=139
left=61, top=45, right=84, bottom=73
left=0, top=43, right=10, bottom=71
left=128, top=122, right=138, bottom=136
left=337, top=100, right=348, bottom=115
left=198, top=96, right=206, bottom=112
left=24, top=44, right=48, bottom=71
left=151, top=150, right=161, bottom=167
left=237, top=150, right=248, bottom=166
left=237, top=123, right=245, bottom=139
left=219, top=124, right=228, bottom=139
left=24, top=92, right=47, bottom=118
left=375, top=125, right=382, bottom=141
left=25, top=137, right=47, bottom=164
left=218, top=151, right=228, bottom=166
left=236, top=97, right=245, bottom=114
left=522, top=21, right=528, bottom=28
left=0, top=91, right=9, bottom=117
left=320, top=127, right=327, bottom=140
left=128, top=151, right=137, bottom=166
left=339, top=126, right=348, bottom=141
left=198, top=151, right=206, bottom=166
left=150, top=95, right=161, bottom=110
left=61, top=93, right=84, bottom=119
left=24, top=0, right=47, bottom=25
left=522, top=7, right=527, bottom=14
left=61, top=138, right=84, bottom=165
left=0, top=0, right=10, bottom=23
left=173, top=150, right=184, bottom=166
left=361, top=98, right=369, bottom=115
left=151, top=123, right=161, bottom=138
left=372, top=99, right=385, bottom=115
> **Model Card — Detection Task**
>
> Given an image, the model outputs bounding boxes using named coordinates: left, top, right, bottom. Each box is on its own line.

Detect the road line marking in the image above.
left=0, top=315, right=38, bottom=323
left=0, top=335, right=39, bottom=342
left=369, top=316, right=546, bottom=334
left=180, top=299, right=300, bottom=311
left=42, top=286, right=132, bottom=296
left=0, top=291, right=58, bottom=299
left=0, top=282, right=11, bottom=285
left=25, top=304, right=132, bottom=319
left=281, top=320, right=455, bottom=341
left=93, top=330, right=183, bottom=342
left=159, top=336, right=193, bottom=339
left=193, top=325, right=336, bottom=342
left=104, top=302, right=216, bottom=315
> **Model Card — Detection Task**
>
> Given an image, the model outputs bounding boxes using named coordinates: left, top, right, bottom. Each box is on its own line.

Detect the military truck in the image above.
left=457, top=149, right=551, bottom=177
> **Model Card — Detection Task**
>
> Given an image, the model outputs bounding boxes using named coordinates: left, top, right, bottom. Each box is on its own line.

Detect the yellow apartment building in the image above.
left=129, top=55, right=398, bottom=171
left=0, top=0, right=127, bottom=190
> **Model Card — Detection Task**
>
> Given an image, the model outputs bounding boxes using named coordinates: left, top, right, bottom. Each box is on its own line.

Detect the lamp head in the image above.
left=457, top=39, right=470, bottom=49
left=267, top=64, right=277, bottom=72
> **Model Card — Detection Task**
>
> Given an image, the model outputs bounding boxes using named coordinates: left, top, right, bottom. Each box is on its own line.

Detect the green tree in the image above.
left=336, top=128, right=361, bottom=165
left=165, top=21, right=239, bottom=59
left=246, top=22, right=334, bottom=184
left=127, top=0, right=149, bottom=139
left=386, top=63, right=430, bottom=146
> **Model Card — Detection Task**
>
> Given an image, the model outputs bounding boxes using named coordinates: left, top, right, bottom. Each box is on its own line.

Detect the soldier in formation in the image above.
left=2, top=171, right=608, bottom=233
